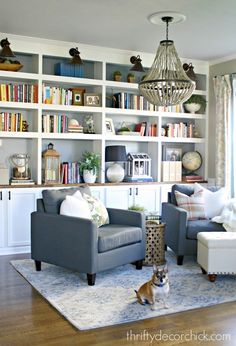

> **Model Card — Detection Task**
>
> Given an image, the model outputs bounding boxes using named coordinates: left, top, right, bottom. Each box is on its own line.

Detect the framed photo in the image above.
left=163, top=146, right=182, bottom=161
left=72, top=88, right=85, bottom=106
left=105, top=118, right=115, bottom=134
left=84, top=93, right=102, bottom=107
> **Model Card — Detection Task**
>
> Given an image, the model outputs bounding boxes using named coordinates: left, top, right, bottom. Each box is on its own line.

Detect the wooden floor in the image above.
left=1, top=254, right=236, bottom=346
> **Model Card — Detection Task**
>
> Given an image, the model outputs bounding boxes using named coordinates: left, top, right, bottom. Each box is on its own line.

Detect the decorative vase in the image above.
left=83, top=170, right=97, bottom=183
left=184, top=103, right=201, bottom=114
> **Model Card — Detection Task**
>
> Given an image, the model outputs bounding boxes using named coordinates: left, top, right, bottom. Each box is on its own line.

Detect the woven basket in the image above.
left=0, top=63, right=23, bottom=71
left=144, top=221, right=166, bottom=266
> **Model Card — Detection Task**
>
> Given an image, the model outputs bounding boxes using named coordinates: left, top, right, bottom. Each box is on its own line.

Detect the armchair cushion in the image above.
left=170, top=184, right=220, bottom=206
left=60, top=194, right=92, bottom=220
left=175, top=189, right=206, bottom=220
left=42, top=186, right=91, bottom=214
left=83, top=193, right=109, bottom=227
left=187, top=219, right=225, bottom=239
left=194, top=183, right=227, bottom=218
left=98, top=225, right=142, bottom=253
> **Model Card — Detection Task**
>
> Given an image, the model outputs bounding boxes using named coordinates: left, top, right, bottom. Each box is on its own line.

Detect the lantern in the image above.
left=42, top=143, right=60, bottom=184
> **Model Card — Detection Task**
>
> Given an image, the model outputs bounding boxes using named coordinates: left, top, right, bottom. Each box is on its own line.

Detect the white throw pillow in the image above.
left=194, top=183, right=227, bottom=219
left=60, top=194, right=92, bottom=220
left=175, top=190, right=206, bottom=220
left=82, top=193, right=109, bottom=227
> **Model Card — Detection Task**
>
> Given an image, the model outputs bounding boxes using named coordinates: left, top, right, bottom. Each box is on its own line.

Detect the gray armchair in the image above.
left=31, top=186, right=146, bottom=285
left=162, top=184, right=225, bottom=265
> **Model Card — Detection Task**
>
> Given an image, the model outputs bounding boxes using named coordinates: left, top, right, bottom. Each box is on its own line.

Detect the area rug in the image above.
left=11, top=251, right=236, bottom=330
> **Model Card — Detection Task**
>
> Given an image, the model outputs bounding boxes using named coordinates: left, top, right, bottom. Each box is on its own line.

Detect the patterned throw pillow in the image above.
left=82, top=193, right=109, bottom=227
left=174, top=190, right=206, bottom=220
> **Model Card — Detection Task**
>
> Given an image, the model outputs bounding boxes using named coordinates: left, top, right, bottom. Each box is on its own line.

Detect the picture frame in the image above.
left=72, top=88, right=85, bottom=106
left=84, top=93, right=102, bottom=107
left=105, top=118, right=115, bottom=134
left=163, top=146, right=182, bottom=161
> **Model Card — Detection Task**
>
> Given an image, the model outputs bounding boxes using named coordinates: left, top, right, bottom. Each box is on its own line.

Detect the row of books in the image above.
left=158, top=104, right=184, bottom=113
left=0, top=112, right=25, bottom=132
left=42, top=114, right=84, bottom=133
left=0, top=83, right=38, bottom=103
left=135, top=122, right=157, bottom=136
left=42, top=84, right=74, bottom=105
left=112, top=93, right=158, bottom=111
left=60, top=162, right=81, bottom=184
left=162, top=122, right=195, bottom=138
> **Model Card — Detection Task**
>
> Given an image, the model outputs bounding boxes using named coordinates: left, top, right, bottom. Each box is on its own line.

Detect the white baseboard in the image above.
left=0, top=246, right=30, bottom=256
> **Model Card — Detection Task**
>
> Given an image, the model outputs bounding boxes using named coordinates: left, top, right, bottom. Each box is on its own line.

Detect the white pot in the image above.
left=83, top=170, right=97, bottom=183
left=184, top=103, right=201, bottom=114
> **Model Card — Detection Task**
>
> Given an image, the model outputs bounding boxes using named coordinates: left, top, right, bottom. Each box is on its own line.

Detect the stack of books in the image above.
left=182, top=175, right=203, bottom=182
left=67, top=124, right=83, bottom=133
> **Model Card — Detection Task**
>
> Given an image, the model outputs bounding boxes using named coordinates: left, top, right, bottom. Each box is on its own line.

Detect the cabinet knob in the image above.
left=136, top=187, right=138, bottom=195
left=0, top=191, right=2, bottom=200
left=129, top=188, right=132, bottom=196
left=8, top=191, right=11, bottom=200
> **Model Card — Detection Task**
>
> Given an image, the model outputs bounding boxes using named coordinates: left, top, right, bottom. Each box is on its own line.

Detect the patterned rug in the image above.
left=11, top=251, right=236, bottom=330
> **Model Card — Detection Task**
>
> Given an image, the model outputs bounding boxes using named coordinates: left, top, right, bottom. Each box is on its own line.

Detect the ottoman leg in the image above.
left=208, top=274, right=217, bottom=282
left=201, top=267, right=207, bottom=274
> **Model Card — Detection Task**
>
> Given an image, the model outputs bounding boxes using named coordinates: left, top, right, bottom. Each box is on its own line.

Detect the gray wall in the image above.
left=208, top=58, right=236, bottom=179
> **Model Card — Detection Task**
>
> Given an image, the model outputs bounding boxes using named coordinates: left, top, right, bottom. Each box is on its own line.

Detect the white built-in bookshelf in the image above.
left=0, top=33, right=209, bottom=185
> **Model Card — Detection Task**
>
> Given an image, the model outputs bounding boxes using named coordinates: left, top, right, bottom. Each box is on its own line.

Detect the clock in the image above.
left=182, top=151, right=202, bottom=173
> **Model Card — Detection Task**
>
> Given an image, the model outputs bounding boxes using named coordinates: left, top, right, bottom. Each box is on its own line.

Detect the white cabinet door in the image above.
left=7, top=188, right=39, bottom=247
left=105, top=185, right=161, bottom=213
left=0, top=190, right=6, bottom=248
left=90, top=186, right=105, bottom=203
left=160, top=184, right=173, bottom=214
left=105, top=186, right=132, bottom=209
left=134, top=185, right=161, bottom=213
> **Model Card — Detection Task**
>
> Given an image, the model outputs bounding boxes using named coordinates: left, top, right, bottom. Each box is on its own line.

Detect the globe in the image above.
left=182, top=151, right=202, bottom=173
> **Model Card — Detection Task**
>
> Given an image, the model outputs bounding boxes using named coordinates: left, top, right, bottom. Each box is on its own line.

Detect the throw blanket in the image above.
left=212, top=199, right=236, bottom=232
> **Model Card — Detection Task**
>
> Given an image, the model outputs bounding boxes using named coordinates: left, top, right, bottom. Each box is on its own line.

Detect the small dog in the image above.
left=135, top=265, right=169, bottom=310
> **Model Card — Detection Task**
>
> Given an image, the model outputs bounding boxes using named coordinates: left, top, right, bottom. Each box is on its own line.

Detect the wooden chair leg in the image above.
left=177, top=255, right=184, bottom=265
left=35, top=260, right=41, bottom=271
left=135, top=260, right=143, bottom=270
left=87, top=273, right=96, bottom=286
left=208, top=274, right=217, bottom=282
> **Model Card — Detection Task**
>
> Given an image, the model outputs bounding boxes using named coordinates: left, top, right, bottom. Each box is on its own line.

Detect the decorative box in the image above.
left=55, top=63, right=84, bottom=78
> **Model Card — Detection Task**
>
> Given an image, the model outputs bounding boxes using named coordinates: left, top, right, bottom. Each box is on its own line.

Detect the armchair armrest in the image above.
left=31, top=212, right=98, bottom=273
left=107, top=208, right=145, bottom=229
left=162, top=202, right=188, bottom=254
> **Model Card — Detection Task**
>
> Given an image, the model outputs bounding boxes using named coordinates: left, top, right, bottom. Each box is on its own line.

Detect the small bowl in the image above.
left=184, top=103, right=201, bottom=114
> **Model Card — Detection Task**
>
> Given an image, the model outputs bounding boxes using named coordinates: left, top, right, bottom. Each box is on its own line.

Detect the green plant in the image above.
left=79, top=151, right=101, bottom=174
left=113, top=70, right=122, bottom=77
left=127, top=72, right=135, bottom=78
left=118, top=126, right=131, bottom=132
left=184, top=94, right=207, bottom=107
left=128, top=204, right=146, bottom=212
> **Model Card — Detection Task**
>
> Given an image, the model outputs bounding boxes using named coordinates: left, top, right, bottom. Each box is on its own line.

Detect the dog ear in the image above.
left=163, top=264, right=168, bottom=273
left=153, top=264, right=158, bottom=273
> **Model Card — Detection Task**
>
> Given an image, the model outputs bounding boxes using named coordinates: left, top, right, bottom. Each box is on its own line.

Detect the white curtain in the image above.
left=214, top=75, right=231, bottom=193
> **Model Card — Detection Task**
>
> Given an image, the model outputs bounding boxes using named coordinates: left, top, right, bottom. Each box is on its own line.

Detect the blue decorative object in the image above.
left=55, top=63, right=84, bottom=77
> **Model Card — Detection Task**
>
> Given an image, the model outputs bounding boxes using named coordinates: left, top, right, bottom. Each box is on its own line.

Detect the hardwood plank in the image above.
left=0, top=253, right=235, bottom=346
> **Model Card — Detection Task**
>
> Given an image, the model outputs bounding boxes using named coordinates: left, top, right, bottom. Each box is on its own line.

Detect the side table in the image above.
left=144, top=221, right=166, bottom=266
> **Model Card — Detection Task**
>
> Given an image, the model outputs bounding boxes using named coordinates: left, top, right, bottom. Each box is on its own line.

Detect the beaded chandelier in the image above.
left=139, top=15, right=195, bottom=107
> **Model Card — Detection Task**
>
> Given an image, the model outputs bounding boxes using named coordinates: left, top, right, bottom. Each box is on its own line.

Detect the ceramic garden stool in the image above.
left=197, top=232, right=236, bottom=282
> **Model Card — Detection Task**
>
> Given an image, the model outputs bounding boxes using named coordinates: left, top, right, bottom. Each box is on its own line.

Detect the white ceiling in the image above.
left=0, top=0, right=236, bottom=62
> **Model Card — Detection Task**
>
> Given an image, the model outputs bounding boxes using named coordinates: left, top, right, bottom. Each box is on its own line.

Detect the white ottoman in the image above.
left=197, top=232, right=236, bottom=282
